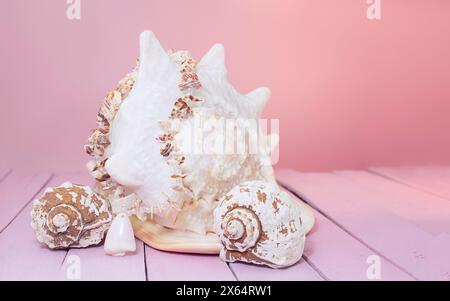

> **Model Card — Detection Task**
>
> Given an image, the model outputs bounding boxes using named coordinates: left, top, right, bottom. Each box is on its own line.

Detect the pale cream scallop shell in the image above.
left=214, top=181, right=305, bottom=268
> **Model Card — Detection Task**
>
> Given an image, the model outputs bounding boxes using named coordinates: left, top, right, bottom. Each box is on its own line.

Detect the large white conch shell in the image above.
left=85, top=30, right=282, bottom=252
left=214, top=181, right=305, bottom=268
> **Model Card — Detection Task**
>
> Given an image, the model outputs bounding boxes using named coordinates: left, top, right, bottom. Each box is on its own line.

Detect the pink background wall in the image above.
left=1, top=0, right=449, bottom=172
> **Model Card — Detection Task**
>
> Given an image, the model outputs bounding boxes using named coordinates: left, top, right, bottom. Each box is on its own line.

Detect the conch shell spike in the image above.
left=137, top=30, right=170, bottom=86
left=198, top=43, right=226, bottom=76
left=246, top=87, right=271, bottom=117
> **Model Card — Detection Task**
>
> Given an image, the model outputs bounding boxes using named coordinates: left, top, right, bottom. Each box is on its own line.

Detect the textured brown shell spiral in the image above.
left=214, top=181, right=305, bottom=268
left=31, top=182, right=113, bottom=249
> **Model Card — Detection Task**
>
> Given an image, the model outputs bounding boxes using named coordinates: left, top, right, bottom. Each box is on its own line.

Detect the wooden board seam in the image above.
left=0, top=173, right=54, bottom=234
left=0, top=169, right=12, bottom=184
left=143, top=241, right=149, bottom=281
left=280, top=182, right=419, bottom=280
left=58, top=249, right=70, bottom=270
left=226, top=262, right=240, bottom=281
left=302, top=256, right=329, bottom=281
left=368, top=168, right=450, bottom=201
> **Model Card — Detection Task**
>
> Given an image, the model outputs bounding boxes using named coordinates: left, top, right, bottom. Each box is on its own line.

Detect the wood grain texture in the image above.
left=145, top=245, right=236, bottom=281
left=0, top=168, right=11, bottom=183
left=335, top=170, right=450, bottom=236
left=0, top=201, right=68, bottom=280
left=370, top=165, right=450, bottom=200
left=335, top=170, right=450, bottom=280
left=277, top=169, right=450, bottom=280
left=60, top=241, right=146, bottom=281
left=229, top=258, right=324, bottom=281
left=284, top=200, right=413, bottom=280
left=2, top=167, right=448, bottom=280
left=0, top=171, right=52, bottom=233
left=0, top=172, right=60, bottom=280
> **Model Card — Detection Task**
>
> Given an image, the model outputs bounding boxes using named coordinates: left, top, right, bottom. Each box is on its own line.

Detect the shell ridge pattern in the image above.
left=213, top=181, right=305, bottom=268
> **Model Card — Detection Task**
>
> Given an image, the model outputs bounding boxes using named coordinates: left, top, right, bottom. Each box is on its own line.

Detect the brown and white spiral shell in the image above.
left=214, top=181, right=305, bottom=268
left=31, top=182, right=113, bottom=249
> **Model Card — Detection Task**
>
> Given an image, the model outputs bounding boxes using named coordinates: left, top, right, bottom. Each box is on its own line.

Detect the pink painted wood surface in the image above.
left=2, top=167, right=448, bottom=280
left=335, top=170, right=450, bottom=280
left=60, top=241, right=146, bottom=281
left=336, top=170, right=450, bottom=236
left=0, top=171, right=52, bottom=233
left=0, top=168, right=11, bottom=183
left=0, top=172, right=61, bottom=280
left=370, top=165, right=450, bottom=200
left=283, top=203, right=412, bottom=280
left=145, top=245, right=236, bottom=281
left=277, top=169, right=450, bottom=280
left=229, top=258, right=323, bottom=281
left=0, top=202, right=68, bottom=280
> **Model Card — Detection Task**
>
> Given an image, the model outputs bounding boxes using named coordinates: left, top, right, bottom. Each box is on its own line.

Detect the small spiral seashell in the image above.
left=46, top=204, right=83, bottom=244
left=31, top=182, right=112, bottom=249
left=214, top=181, right=305, bottom=268
left=221, top=208, right=260, bottom=252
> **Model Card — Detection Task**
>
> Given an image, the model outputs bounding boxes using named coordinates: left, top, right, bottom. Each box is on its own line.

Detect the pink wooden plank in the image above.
left=335, top=170, right=450, bottom=279
left=0, top=168, right=11, bottom=183
left=277, top=169, right=450, bottom=280
left=426, top=233, right=450, bottom=281
left=0, top=202, right=67, bottom=280
left=0, top=172, right=60, bottom=280
left=287, top=204, right=412, bottom=280
left=229, top=258, right=323, bottom=281
left=336, top=170, right=450, bottom=236
left=370, top=165, right=450, bottom=200
left=0, top=170, right=52, bottom=232
left=59, top=241, right=146, bottom=281
left=145, top=245, right=236, bottom=281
